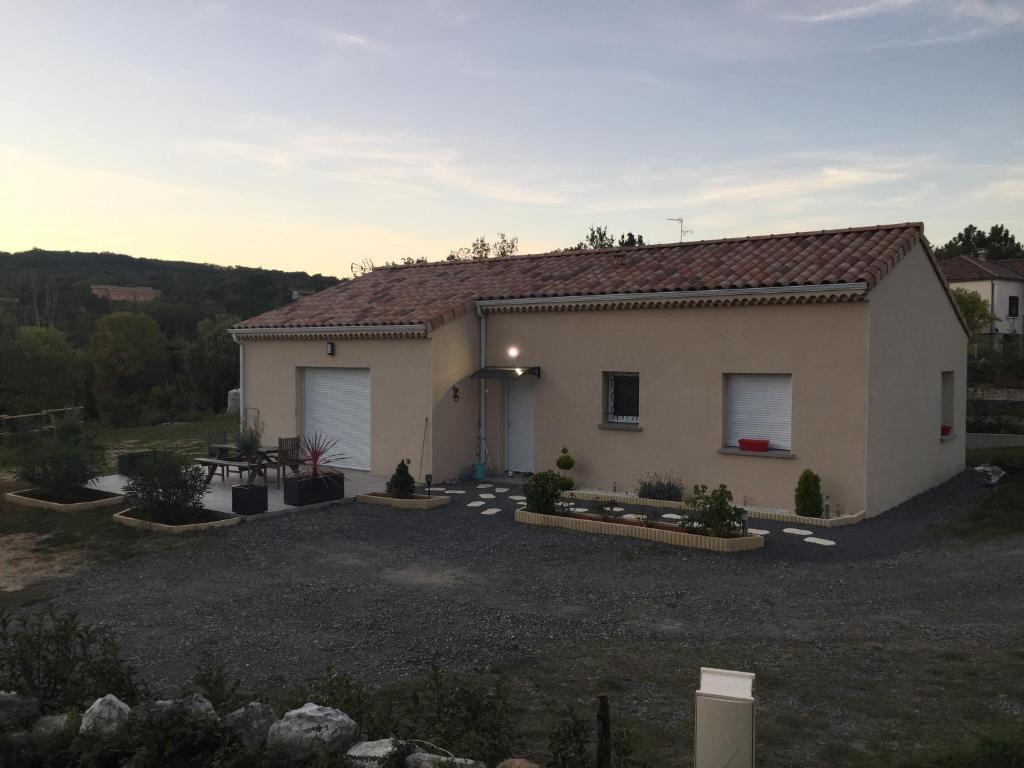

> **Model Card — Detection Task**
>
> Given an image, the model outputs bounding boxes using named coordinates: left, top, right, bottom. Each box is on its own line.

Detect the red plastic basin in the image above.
left=738, top=438, right=770, bottom=452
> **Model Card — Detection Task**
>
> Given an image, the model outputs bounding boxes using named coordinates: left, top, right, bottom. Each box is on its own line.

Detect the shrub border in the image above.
left=515, top=508, right=764, bottom=553
left=355, top=492, right=451, bottom=509
left=112, top=507, right=242, bottom=534
left=4, top=488, right=125, bottom=513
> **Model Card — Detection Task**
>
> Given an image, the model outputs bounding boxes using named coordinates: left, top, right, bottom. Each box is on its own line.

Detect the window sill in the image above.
left=599, top=423, right=642, bottom=432
left=718, top=447, right=794, bottom=459
left=940, top=433, right=957, bottom=443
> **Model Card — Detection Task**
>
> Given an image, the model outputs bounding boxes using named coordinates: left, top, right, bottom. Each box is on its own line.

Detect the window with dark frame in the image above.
left=1010, top=296, right=1019, bottom=318
left=604, top=371, right=639, bottom=424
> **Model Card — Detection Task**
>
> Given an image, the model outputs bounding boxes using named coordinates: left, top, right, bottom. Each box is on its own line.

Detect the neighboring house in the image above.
left=90, top=284, right=161, bottom=302
left=941, top=255, right=1024, bottom=336
left=233, top=223, right=966, bottom=518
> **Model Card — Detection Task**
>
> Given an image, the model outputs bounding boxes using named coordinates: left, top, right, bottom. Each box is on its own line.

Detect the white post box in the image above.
left=694, top=667, right=755, bottom=768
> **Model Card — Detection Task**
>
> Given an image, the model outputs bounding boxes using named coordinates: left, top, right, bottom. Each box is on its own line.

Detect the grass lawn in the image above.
left=949, top=447, right=1024, bottom=538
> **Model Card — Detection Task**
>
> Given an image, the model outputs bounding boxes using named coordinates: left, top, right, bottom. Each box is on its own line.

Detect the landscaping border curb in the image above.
left=356, top=493, right=451, bottom=509
left=515, top=508, right=764, bottom=552
left=742, top=507, right=866, bottom=527
left=5, top=489, right=125, bottom=513
left=112, top=508, right=242, bottom=534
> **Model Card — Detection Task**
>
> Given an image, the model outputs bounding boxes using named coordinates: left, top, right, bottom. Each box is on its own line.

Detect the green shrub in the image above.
left=794, top=468, right=824, bottom=517
left=526, top=470, right=566, bottom=515
left=15, top=420, right=104, bottom=503
left=687, top=484, right=745, bottom=537
left=385, top=461, right=416, bottom=499
left=190, top=654, right=246, bottom=714
left=556, top=447, right=575, bottom=472
left=547, top=704, right=593, bottom=768
left=124, top=451, right=209, bottom=524
left=636, top=472, right=684, bottom=501
left=236, top=421, right=265, bottom=485
left=0, top=608, right=144, bottom=712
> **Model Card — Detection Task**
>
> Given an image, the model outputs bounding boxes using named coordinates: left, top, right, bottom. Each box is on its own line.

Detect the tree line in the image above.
left=0, top=249, right=339, bottom=424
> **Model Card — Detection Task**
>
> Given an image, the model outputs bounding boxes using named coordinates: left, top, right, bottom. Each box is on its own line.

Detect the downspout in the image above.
left=238, top=341, right=245, bottom=430
left=990, top=280, right=996, bottom=335
left=476, top=305, right=487, bottom=466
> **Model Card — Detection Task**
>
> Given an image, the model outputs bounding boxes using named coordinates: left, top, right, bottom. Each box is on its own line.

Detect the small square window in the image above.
left=1010, top=296, right=1019, bottom=318
left=604, top=372, right=639, bottom=424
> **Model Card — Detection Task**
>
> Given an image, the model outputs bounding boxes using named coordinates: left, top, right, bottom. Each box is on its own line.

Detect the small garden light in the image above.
left=425, top=473, right=433, bottom=498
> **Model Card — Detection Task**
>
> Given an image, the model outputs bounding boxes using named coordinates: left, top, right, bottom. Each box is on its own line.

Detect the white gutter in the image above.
left=238, top=342, right=245, bottom=430
left=474, top=282, right=868, bottom=310
left=230, top=323, right=428, bottom=339
left=476, top=305, right=487, bottom=465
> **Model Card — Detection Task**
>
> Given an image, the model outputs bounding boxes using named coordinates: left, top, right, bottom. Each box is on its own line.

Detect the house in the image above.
left=90, top=284, right=161, bottom=302
left=232, top=223, right=966, bottom=518
left=941, top=254, right=1024, bottom=335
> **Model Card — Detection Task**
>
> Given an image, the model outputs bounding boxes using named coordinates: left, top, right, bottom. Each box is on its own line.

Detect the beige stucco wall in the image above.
left=484, top=302, right=871, bottom=515
left=951, top=278, right=1022, bottom=334
left=866, top=244, right=967, bottom=515
left=429, top=313, right=481, bottom=481
left=241, top=337, right=433, bottom=478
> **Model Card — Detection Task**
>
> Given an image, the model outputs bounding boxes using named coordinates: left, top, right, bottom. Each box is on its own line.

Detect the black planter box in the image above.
left=232, top=484, right=268, bottom=515
left=118, top=451, right=157, bottom=476
left=283, top=475, right=345, bottom=506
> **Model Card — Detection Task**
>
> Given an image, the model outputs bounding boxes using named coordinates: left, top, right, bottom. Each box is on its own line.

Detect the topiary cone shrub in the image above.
left=556, top=447, right=575, bottom=472
left=795, top=468, right=824, bottom=517
left=386, top=461, right=416, bottom=499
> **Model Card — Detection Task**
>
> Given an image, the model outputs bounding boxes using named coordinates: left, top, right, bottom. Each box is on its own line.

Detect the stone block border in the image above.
left=564, top=490, right=686, bottom=511
left=742, top=506, right=865, bottom=528
left=515, top=508, right=763, bottom=553
left=5, top=489, right=125, bottom=513
left=112, top=508, right=242, bottom=534
left=355, top=493, right=451, bottom=510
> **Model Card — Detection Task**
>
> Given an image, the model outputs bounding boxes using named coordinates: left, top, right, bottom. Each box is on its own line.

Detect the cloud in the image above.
left=953, top=0, right=1024, bottom=25
left=315, top=26, right=396, bottom=55
left=779, top=0, right=918, bottom=23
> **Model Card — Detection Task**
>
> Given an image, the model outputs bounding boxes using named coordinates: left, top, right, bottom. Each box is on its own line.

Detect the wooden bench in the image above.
left=195, top=457, right=250, bottom=484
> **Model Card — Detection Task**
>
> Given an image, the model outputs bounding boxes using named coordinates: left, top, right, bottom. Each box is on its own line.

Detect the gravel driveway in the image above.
left=48, top=471, right=1024, bottom=699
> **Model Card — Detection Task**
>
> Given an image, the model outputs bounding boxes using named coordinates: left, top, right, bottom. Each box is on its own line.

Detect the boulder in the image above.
left=149, top=694, right=217, bottom=720
left=497, top=761, right=542, bottom=768
left=223, top=701, right=277, bottom=751
left=0, top=691, right=39, bottom=728
left=406, top=754, right=486, bottom=768
left=31, top=713, right=72, bottom=751
left=80, top=694, right=131, bottom=735
left=266, top=703, right=358, bottom=762
left=348, top=737, right=419, bottom=766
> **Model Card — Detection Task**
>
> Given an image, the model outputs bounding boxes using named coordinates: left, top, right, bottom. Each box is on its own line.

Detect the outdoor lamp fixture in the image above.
left=451, top=385, right=460, bottom=402
left=326, top=341, right=336, bottom=356
left=425, top=473, right=433, bottom=498
left=507, top=345, right=519, bottom=358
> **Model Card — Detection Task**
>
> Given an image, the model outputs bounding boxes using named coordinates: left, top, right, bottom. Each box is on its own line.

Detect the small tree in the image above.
left=795, top=469, right=824, bottom=518
left=16, top=420, right=104, bottom=502
left=124, top=452, right=208, bottom=524
left=688, top=484, right=745, bottom=537
left=386, top=461, right=416, bottom=498
left=525, top=470, right=565, bottom=515
left=556, top=447, right=575, bottom=474
left=951, top=287, right=998, bottom=339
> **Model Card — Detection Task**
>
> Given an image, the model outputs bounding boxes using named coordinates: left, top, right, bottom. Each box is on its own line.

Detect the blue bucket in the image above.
left=473, top=462, right=487, bottom=480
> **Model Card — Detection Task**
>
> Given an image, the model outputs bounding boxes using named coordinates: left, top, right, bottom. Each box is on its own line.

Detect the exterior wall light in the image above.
left=507, top=346, right=519, bottom=358
left=326, top=341, right=336, bottom=356
left=451, top=385, right=460, bottom=402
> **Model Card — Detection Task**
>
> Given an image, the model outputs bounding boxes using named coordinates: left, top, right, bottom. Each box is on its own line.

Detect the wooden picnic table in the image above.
left=202, top=444, right=303, bottom=486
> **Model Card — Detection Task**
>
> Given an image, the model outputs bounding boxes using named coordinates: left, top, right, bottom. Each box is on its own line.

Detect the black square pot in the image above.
left=283, top=475, right=345, bottom=506
left=232, top=484, right=268, bottom=515
left=118, top=451, right=157, bottom=476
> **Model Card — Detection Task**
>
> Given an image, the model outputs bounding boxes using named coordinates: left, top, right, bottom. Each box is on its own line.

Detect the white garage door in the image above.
left=303, top=368, right=371, bottom=471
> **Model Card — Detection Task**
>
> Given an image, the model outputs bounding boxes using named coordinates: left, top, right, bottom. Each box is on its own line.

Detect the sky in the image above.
left=1, top=0, right=1022, bottom=277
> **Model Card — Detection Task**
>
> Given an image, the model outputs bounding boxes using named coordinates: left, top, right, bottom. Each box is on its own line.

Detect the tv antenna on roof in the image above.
left=350, top=258, right=375, bottom=278
left=667, top=217, right=693, bottom=242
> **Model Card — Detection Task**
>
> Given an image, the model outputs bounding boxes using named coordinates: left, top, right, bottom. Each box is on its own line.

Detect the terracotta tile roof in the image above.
left=237, top=223, right=927, bottom=330
left=942, top=255, right=1024, bottom=282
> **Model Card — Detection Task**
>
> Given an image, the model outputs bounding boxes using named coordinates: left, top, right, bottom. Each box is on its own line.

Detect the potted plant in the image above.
left=231, top=422, right=268, bottom=516
left=283, top=433, right=346, bottom=506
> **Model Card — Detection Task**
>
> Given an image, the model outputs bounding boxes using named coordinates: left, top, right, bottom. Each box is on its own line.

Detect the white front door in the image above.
left=302, top=368, right=371, bottom=471
left=506, top=379, right=535, bottom=473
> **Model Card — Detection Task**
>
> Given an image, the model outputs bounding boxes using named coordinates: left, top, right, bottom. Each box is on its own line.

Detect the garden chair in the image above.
left=264, top=436, right=301, bottom=487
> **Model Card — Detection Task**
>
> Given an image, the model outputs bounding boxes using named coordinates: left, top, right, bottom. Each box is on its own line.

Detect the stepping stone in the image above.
left=622, top=514, right=644, bottom=520
left=611, top=507, right=624, bottom=512
left=495, top=487, right=509, bottom=493
left=481, top=508, right=500, bottom=516
left=467, top=500, right=485, bottom=507
left=783, top=527, right=813, bottom=536
left=748, top=528, right=771, bottom=536
left=445, top=490, right=466, bottom=494
left=804, top=536, right=836, bottom=546
left=428, top=486, right=446, bottom=491
left=477, top=483, right=493, bottom=489
left=509, top=495, right=526, bottom=501
left=661, top=513, right=682, bottom=520
left=572, top=507, right=588, bottom=513
left=479, top=493, right=496, bottom=499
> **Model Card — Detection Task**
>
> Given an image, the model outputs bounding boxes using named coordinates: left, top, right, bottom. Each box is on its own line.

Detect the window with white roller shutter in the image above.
left=724, top=374, right=792, bottom=451
left=302, top=368, right=371, bottom=470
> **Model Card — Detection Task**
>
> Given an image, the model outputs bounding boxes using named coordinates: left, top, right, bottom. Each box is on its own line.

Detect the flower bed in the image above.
left=5, top=487, right=125, bottom=513
left=356, top=492, right=450, bottom=510
left=514, top=508, right=763, bottom=553
left=112, top=507, right=241, bottom=534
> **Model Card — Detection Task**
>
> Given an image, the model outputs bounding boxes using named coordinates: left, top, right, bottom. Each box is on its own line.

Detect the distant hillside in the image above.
left=0, top=249, right=341, bottom=327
